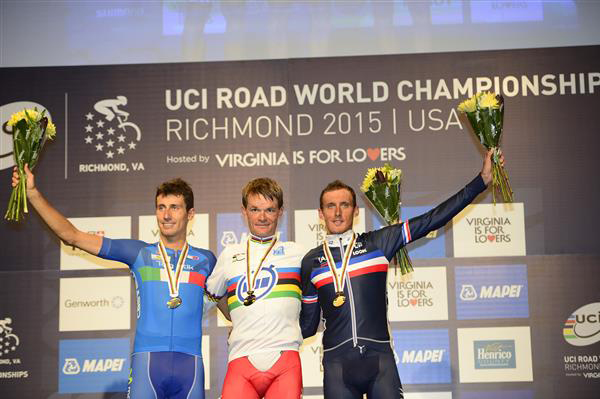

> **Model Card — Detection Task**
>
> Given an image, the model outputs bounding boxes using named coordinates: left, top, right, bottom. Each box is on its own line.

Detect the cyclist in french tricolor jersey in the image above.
left=300, top=149, right=501, bottom=399
left=207, top=178, right=305, bottom=399
left=11, top=166, right=216, bottom=399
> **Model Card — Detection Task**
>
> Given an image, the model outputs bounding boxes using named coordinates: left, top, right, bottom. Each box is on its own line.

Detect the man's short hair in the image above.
left=319, top=180, right=356, bottom=209
left=156, top=178, right=194, bottom=211
left=242, top=178, right=283, bottom=208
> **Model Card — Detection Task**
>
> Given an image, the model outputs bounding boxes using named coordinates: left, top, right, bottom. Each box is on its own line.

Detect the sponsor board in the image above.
left=387, top=266, right=448, bottom=321
left=294, top=208, right=365, bottom=250
left=563, top=302, right=600, bottom=380
left=299, top=332, right=324, bottom=388
left=138, top=213, right=209, bottom=250
left=59, top=276, right=131, bottom=332
left=60, top=216, right=131, bottom=270
left=304, top=393, right=451, bottom=399
left=563, top=302, right=600, bottom=347
left=75, top=96, right=145, bottom=174
left=452, top=203, right=526, bottom=257
left=0, top=317, right=29, bottom=380
left=58, top=338, right=130, bottom=393
left=371, top=205, right=446, bottom=259
left=393, top=329, right=451, bottom=384
left=457, top=326, right=532, bottom=383
left=455, top=264, right=529, bottom=319
left=459, top=390, right=534, bottom=399
left=216, top=211, right=288, bottom=255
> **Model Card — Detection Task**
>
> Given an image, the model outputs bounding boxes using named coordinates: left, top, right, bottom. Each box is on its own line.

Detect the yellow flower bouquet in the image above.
left=5, top=108, right=56, bottom=221
left=361, top=164, right=413, bottom=278
left=458, top=92, right=513, bottom=203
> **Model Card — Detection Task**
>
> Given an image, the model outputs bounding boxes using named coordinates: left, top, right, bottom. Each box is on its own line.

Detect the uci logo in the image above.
left=235, top=265, right=278, bottom=303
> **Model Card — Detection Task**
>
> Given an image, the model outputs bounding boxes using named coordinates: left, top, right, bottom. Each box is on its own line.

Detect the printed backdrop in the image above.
left=1, top=45, right=599, bottom=398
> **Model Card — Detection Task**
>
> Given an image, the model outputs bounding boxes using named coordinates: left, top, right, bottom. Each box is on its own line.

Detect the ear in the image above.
left=318, top=207, right=325, bottom=221
left=277, top=206, right=284, bottom=218
left=187, top=207, right=195, bottom=221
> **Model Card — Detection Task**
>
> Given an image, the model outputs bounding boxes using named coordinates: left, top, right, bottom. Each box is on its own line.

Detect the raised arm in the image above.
left=11, top=164, right=102, bottom=255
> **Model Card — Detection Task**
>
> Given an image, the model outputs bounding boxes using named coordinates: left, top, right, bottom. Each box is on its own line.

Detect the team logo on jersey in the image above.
left=235, top=264, right=278, bottom=303
left=273, top=246, right=285, bottom=256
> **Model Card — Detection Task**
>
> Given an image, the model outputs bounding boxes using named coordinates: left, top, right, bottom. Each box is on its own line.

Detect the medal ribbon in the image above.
left=158, top=240, right=189, bottom=298
left=323, top=232, right=356, bottom=295
left=246, top=236, right=278, bottom=296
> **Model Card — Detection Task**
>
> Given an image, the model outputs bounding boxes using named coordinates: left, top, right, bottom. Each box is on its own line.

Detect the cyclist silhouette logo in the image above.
left=83, top=96, right=142, bottom=159
left=0, top=317, right=20, bottom=356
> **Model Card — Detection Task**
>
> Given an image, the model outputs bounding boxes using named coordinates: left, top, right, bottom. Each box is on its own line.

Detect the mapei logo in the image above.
left=455, top=265, right=529, bottom=320
left=58, top=338, right=129, bottom=394
left=563, top=302, right=600, bottom=346
left=62, top=358, right=81, bottom=375
left=235, top=264, right=278, bottom=303
left=401, top=349, right=445, bottom=364
left=1, top=101, right=53, bottom=171
left=459, top=284, right=524, bottom=301
left=474, top=340, right=516, bottom=369
left=62, top=357, right=126, bottom=375
left=221, top=231, right=248, bottom=247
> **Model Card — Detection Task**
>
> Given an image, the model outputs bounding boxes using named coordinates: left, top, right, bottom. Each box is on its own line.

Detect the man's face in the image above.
left=319, top=188, right=358, bottom=235
left=242, top=193, right=283, bottom=238
left=155, top=194, right=194, bottom=241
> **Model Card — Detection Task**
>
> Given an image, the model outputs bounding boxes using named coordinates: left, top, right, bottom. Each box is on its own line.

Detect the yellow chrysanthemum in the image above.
left=46, top=121, right=57, bottom=139
left=478, top=91, right=499, bottom=109
left=457, top=95, right=477, bottom=113
left=361, top=168, right=377, bottom=192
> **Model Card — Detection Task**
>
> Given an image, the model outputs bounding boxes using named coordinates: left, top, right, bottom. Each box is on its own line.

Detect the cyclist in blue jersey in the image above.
left=11, top=165, right=216, bottom=399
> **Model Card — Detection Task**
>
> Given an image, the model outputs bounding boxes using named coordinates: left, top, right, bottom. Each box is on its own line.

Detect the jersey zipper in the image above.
left=340, top=238, right=359, bottom=349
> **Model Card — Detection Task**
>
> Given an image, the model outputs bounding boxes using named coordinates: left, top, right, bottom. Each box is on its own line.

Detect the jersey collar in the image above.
left=324, top=229, right=355, bottom=247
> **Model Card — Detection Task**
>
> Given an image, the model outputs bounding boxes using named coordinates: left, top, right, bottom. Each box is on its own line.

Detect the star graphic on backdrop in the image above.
left=95, top=143, right=104, bottom=151
left=84, top=136, right=93, bottom=144
left=117, top=134, right=126, bottom=142
left=84, top=124, right=93, bottom=133
left=107, top=127, right=115, bottom=135
left=95, top=132, right=104, bottom=140
left=117, top=147, right=125, bottom=155
left=96, top=120, right=105, bottom=128
left=128, top=141, right=137, bottom=150
left=106, top=151, right=114, bottom=159
left=85, top=112, right=94, bottom=120
left=106, top=139, right=114, bottom=147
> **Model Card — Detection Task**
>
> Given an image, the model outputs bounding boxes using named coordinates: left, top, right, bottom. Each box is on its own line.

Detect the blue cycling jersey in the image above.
left=99, top=238, right=216, bottom=356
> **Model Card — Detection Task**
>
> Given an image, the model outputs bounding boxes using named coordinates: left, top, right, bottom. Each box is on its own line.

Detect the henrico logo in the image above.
left=460, top=284, right=524, bottom=301
left=563, top=302, right=600, bottom=346
left=474, top=340, right=516, bottom=369
left=401, top=349, right=445, bottom=364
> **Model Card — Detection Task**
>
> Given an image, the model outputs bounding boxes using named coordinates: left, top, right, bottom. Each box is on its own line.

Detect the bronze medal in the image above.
left=332, top=292, right=346, bottom=307
left=167, top=296, right=182, bottom=309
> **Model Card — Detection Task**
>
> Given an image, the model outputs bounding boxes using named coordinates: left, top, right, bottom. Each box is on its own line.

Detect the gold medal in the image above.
left=243, top=235, right=278, bottom=307
left=323, top=233, right=356, bottom=308
left=243, top=291, right=256, bottom=306
left=167, top=296, right=182, bottom=309
left=332, top=292, right=346, bottom=307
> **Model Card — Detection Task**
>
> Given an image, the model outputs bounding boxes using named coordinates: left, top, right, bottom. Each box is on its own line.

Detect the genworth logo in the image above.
left=77, top=96, right=144, bottom=173
left=563, top=302, right=600, bottom=346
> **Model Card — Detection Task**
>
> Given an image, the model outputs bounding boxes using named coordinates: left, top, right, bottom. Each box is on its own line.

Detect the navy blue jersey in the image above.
left=99, top=238, right=216, bottom=356
left=300, top=175, right=486, bottom=358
